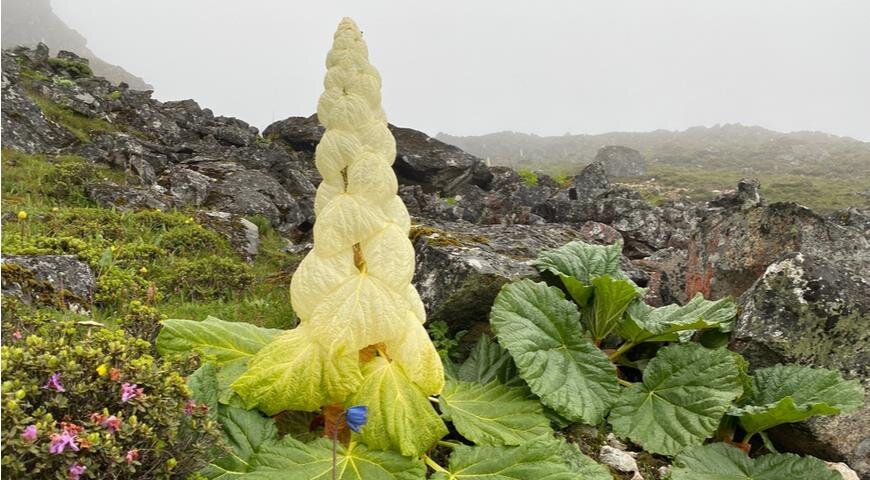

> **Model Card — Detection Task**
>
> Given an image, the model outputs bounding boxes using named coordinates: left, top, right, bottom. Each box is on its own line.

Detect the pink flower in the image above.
left=43, top=372, right=65, bottom=392
left=125, top=449, right=140, bottom=465
left=49, top=431, right=79, bottom=454
left=101, top=415, right=121, bottom=433
left=183, top=400, right=196, bottom=416
left=21, top=425, right=37, bottom=442
left=120, top=383, right=143, bottom=403
left=68, top=462, right=86, bottom=480
left=12, top=330, right=22, bottom=340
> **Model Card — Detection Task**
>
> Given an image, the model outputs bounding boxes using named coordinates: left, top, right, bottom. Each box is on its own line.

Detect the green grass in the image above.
left=518, top=168, right=539, bottom=187
left=27, top=92, right=123, bottom=143
left=631, top=164, right=870, bottom=212
left=1, top=148, right=125, bottom=211
left=2, top=149, right=298, bottom=331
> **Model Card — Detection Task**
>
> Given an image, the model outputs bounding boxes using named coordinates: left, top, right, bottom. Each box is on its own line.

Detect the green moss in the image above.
left=95, top=267, right=150, bottom=308
left=409, top=224, right=490, bottom=248
left=107, top=90, right=122, bottom=100
left=114, top=241, right=166, bottom=268
left=444, top=196, right=458, bottom=206
left=518, top=168, right=539, bottom=187
left=47, top=57, right=92, bottom=78
left=42, top=208, right=126, bottom=241
left=160, top=224, right=230, bottom=256
left=159, top=256, right=253, bottom=300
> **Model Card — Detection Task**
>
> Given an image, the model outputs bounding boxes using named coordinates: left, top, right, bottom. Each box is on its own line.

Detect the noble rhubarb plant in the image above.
left=231, top=17, right=447, bottom=455
left=153, top=20, right=864, bottom=480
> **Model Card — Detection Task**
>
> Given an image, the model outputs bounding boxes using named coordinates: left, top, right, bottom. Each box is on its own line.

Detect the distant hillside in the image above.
left=437, top=124, right=870, bottom=179
left=1, top=0, right=152, bottom=90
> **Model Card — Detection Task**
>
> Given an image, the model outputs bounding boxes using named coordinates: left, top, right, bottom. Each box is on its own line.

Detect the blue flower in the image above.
left=346, top=405, right=368, bottom=433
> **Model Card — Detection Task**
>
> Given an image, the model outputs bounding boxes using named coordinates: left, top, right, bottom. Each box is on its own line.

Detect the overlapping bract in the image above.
left=235, top=18, right=443, bottom=421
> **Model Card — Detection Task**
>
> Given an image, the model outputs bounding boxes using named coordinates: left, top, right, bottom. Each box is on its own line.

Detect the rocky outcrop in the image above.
left=685, top=196, right=869, bottom=301
left=732, top=253, right=870, bottom=477
left=1, top=0, right=152, bottom=90
left=2, top=255, right=95, bottom=313
left=594, top=145, right=647, bottom=178
left=264, top=115, right=493, bottom=195
left=410, top=221, right=647, bottom=335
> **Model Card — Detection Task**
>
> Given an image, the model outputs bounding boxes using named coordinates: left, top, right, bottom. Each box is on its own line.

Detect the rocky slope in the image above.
left=2, top=45, right=868, bottom=476
left=1, top=0, right=152, bottom=90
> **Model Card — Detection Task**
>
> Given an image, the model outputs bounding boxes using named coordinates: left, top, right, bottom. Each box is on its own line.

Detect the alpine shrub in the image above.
left=1, top=320, right=220, bottom=479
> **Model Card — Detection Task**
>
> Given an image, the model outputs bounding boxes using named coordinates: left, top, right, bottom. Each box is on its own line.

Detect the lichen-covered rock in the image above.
left=732, top=253, right=869, bottom=476
left=198, top=165, right=308, bottom=235
left=166, top=166, right=211, bottom=206
left=595, top=145, right=647, bottom=178
left=632, top=247, right=689, bottom=306
left=1, top=51, right=76, bottom=152
left=685, top=198, right=869, bottom=301
left=411, top=221, right=646, bottom=333
left=194, top=211, right=260, bottom=258
left=2, top=255, right=95, bottom=313
left=86, top=183, right=172, bottom=211
left=411, top=222, right=582, bottom=332
left=534, top=186, right=681, bottom=258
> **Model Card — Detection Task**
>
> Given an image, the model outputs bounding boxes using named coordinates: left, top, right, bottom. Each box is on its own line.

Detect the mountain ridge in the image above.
left=437, top=123, right=870, bottom=179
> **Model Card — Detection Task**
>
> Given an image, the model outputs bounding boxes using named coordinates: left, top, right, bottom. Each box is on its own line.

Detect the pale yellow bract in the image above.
left=290, top=18, right=444, bottom=397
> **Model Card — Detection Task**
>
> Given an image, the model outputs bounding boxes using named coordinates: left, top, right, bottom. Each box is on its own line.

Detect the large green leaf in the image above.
left=188, top=363, right=220, bottom=419
left=232, top=327, right=362, bottom=414
left=670, top=443, right=840, bottom=480
left=457, top=335, right=522, bottom=387
left=430, top=440, right=578, bottom=480
left=490, top=280, right=618, bottom=425
left=156, top=316, right=282, bottom=364
left=558, top=273, right=594, bottom=307
left=608, top=343, right=743, bottom=455
left=440, top=379, right=552, bottom=446
left=582, top=275, right=638, bottom=341
left=729, top=364, right=864, bottom=436
left=246, top=437, right=425, bottom=480
left=533, top=241, right=623, bottom=283
left=350, top=356, right=447, bottom=456
left=200, top=405, right=279, bottom=479
left=617, top=294, right=737, bottom=344
left=555, top=439, right=613, bottom=480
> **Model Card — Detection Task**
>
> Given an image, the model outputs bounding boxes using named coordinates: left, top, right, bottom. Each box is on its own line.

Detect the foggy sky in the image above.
left=50, top=0, right=870, bottom=140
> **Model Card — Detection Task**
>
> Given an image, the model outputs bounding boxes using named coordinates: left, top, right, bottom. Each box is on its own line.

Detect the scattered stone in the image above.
left=599, top=445, right=643, bottom=479
left=595, top=145, right=647, bottom=178
left=167, top=166, right=211, bottom=206
left=86, top=183, right=172, bottom=211
left=826, top=462, right=860, bottom=480
left=2, top=255, right=95, bottom=313
left=194, top=211, right=260, bottom=259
